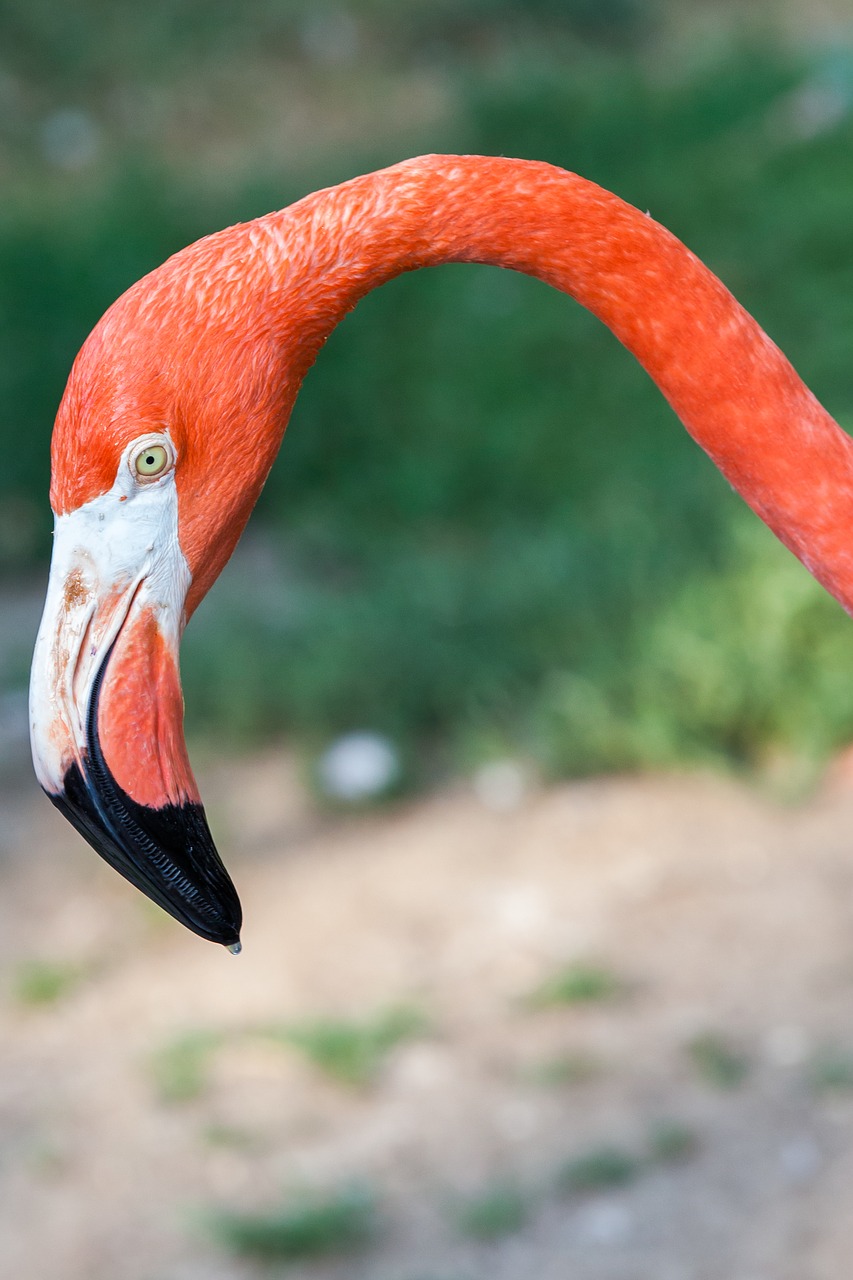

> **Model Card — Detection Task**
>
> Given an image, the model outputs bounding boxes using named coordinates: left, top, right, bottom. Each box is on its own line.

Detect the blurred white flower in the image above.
left=317, top=731, right=400, bottom=802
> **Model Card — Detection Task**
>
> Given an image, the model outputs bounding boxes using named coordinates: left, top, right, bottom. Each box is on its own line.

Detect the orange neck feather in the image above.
left=53, top=155, right=853, bottom=616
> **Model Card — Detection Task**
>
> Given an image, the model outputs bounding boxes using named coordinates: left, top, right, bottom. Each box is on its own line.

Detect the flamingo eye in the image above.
left=131, top=439, right=173, bottom=482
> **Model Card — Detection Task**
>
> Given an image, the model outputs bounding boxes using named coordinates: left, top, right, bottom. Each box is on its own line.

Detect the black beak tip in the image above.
left=51, top=762, right=243, bottom=949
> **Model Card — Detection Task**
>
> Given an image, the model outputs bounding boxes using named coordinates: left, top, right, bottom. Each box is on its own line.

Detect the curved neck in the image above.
left=54, top=155, right=853, bottom=615
left=250, top=155, right=853, bottom=613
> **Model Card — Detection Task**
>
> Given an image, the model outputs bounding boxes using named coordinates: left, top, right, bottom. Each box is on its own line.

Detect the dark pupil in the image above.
left=145, top=455, right=155, bottom=465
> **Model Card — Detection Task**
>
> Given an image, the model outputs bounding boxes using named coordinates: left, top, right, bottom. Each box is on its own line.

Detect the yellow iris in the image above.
left=134, top=444, right=170, bottom=478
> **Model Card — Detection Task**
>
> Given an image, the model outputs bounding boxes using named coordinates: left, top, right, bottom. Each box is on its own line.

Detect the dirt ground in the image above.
left=3, top=744, right=853, bottom=1280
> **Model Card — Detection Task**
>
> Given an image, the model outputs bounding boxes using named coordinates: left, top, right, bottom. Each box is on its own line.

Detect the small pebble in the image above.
left=473, top=760, right=528, bottom=812
left=779, top=1136, right=822, bottom=1185
left=317, top=732, right=400, bottom=801
left=579, top=1200, right=634, bottom=1245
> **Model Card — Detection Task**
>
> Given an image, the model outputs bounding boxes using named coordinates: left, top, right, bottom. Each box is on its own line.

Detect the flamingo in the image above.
left=27, top=155, right=853, bottom=951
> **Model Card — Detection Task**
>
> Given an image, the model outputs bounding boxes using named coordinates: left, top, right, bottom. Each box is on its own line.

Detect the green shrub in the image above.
left=687, top=1032, right=749, bottom=1089
left=13, top=958, right=85, bottom=1005
left=647, top=1118, right=700, bottom=1164
left=210, top=1183, right=377, bottom=1260
left=262, top=1005, right=425, bottom=1086
left=455, top=1182, right=528, bottom=1239
left=149, top=1028, right=225, bottom=1103
left=525, top=962, right=622, bottom=1007
left=558, top=1145, right=640, bottom=1192
left=811, top=1048, right=853, bottom=1092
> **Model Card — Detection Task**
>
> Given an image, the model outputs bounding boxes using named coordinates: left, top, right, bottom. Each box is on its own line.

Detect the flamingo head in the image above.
left=27, top=225, right=310, bottom=948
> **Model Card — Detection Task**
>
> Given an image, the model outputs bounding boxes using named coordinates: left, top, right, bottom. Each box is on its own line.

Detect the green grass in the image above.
left=557, top=1144, right=641, bottom=1193
left=687, top=1033, right=749, bottom=1090
left=810, top=1048, right=853, bottom=1092
left=7, top=18, right=853, bottom=782
left=521, top=1051, right=602, bottom=1086
left=147, top=1005, right=424, bottom=1103
left=209, top=1183, right=377, bottom=1261
left=201, top=1123, right=257, bottom=1149
left=13, top=959, right=85, bottom=1006
left=149, top=1029, right=225, bottom=1103
left=262, top=1005, right=426, bottom=1086
left=454, top=1182, right=528, bottom=1240
left=556, top=1122, right=699, bottom=1196
left=524, top=962, right=622, bottom=1008
left=646, top=1118, right=699, bottom=1164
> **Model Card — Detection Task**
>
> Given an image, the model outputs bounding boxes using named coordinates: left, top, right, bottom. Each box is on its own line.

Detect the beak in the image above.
left=29, top=501, right=242, bottom=950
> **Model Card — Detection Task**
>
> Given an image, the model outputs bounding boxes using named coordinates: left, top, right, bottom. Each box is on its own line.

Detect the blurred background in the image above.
left=2, top=0, right=853, bottom=781
left=5, top=1, right=853, bottom=1277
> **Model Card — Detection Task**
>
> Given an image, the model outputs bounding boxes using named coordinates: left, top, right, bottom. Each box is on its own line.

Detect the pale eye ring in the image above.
left=129, top=436, right=175, bottom=483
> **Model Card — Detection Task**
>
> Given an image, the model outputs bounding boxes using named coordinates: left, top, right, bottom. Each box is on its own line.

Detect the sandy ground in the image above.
left=2, top=746, right=853, bottom=1280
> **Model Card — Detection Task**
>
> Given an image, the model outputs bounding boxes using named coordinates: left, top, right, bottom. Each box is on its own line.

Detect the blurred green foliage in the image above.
left=521, top=1051, right=602, bottom=1086
left=262, top=1005, right=425, bottom=1086
left=4, top=3, right=853, bottom=780
left=524, top=961, right=623, bottom=1006
left=13, top=957, right=86, bottom=1005
left=687, top=1031, right=749, bottom=1089
left=454, top=1181, right=528, bottom=1239
left=810, top=1046, right=853, bottom=1092
left=557, top=1144, right=641, bottom=1192
left=209, top=1182, right=377, bottom=1260
left=149, top=1028, right=225, bottom=1103
left=646, top=1117, right=700, bottom=1164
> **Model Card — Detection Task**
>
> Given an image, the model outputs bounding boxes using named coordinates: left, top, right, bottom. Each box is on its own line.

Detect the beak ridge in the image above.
left=30, top=497, right=242, bottom=949
left=52, top=764, right=243, bottom=947
left=44, top=648, right=243, bottom=947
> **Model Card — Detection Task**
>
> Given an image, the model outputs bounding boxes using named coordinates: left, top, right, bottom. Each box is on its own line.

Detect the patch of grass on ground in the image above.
left=149, top=1029, right=225, bottom=1104
left=557, top=1123, right=699, bottom=1196
left=520, top=1051, right=602, bottom=1086
left=13, top=959, right=86, bottom=1006
left=687, top=1033, right=749, bottom=1089
left=454, top=1182, right=528, bottom=1240
left=557, top=1145, right=641, bottom=1193
left=200, top=1123, right=258, bottom=1150
left=209, top=1183, right=377, bottom=1261
left=262, top=1005, right=426, bottom=1087
left=524, top=962, right=623, bottom=1008
left=810, top=1048, right=853, bottom=1092
left=646, top=1118, right=700, bottom=1164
